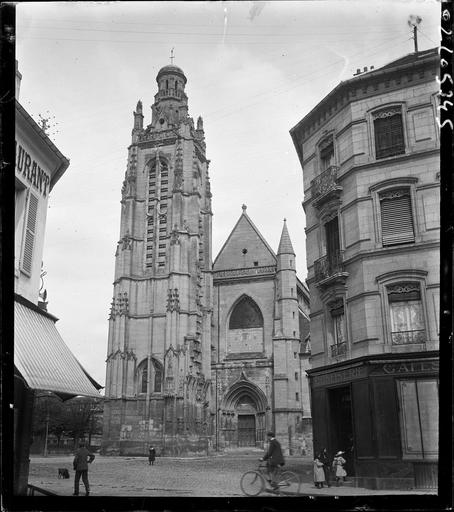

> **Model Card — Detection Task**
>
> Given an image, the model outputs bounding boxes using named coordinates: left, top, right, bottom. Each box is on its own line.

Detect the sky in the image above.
left=16, top=1, right=440, bottom=387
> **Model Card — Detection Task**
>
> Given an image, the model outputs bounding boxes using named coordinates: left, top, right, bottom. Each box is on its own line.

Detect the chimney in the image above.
left=15, top=60, right=22, bottom=100
left=370, top=65, right=374, bottom=70
left=363, top=66, right=368, bottom=73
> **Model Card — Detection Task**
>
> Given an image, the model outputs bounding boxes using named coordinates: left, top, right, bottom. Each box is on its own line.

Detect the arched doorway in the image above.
left=237, top=395, right=257, bottom=447
left=220, top=378, right=269, bottom=448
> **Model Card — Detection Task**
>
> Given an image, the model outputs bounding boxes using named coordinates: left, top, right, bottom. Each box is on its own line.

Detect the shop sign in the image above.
left=382, top=360, right=439, bottom=375
left=15, top=141, right=51, bottom=196
left=311, top=365, right=367, bottom=387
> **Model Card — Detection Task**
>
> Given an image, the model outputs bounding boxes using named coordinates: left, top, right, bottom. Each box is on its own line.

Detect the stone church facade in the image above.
left=102, top=64, right=311, bottom=456
left=212, top=207, right=311, bottom=455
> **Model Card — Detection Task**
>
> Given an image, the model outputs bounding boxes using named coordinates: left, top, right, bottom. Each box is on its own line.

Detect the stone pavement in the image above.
left=28, top=453, right=436, bottom=497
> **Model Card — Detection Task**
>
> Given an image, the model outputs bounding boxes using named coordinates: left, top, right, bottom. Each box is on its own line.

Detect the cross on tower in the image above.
left=170, top=48, right=175, bottom=65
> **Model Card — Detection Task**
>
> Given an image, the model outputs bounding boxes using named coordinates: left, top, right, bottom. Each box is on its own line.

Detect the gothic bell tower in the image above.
left=103, top=63, right=213, bottom=455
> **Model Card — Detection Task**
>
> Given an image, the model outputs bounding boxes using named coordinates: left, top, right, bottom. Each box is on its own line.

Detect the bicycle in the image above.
left=240, top=462, right=300, bottom=496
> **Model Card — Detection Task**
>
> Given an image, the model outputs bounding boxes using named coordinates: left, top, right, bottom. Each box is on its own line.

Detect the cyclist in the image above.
left=260, top=431, right=285, bottom=489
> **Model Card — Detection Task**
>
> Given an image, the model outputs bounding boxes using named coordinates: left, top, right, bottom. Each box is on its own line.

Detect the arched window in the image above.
left=229, top=296, right=263, bottom=329
left=137, top=359, right=163, bottom=394
left=154, top=361, right=163, bottom=393
left=137, top=360, right=148, bottom=394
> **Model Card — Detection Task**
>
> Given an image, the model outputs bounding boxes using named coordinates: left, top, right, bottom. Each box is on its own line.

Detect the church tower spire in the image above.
left=273, top=219, right=300, bottom=450
left=103, top=62, right=213, bottom=456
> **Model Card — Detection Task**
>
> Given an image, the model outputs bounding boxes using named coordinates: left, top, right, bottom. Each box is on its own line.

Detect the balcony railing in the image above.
left=155, top=89, right=185, bottom=100
left=331, top=342, right=347, bottom=357
left=314, top=250, right=344, bottom=282
left=311, top=165, right=340, bottom=200
left=391, top=330, right=425, bottom=345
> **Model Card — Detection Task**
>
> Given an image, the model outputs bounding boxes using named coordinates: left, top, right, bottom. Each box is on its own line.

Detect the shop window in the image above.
left=373, top=106, right=405, bottom=159
left=387, top=283, right=426, bottom=344
left=379, top=188, right=415, bottom=246
left=21, top=191, right=39, bottom=275
left=397, top=378, right=439, bottom=459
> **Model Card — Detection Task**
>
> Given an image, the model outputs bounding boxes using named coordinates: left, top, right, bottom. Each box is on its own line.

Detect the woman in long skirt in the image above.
left=313, top=454, right=326, bottom=488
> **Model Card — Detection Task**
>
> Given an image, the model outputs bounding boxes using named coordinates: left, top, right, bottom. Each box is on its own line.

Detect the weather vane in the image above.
left=170, top=48, right=175, bottom=65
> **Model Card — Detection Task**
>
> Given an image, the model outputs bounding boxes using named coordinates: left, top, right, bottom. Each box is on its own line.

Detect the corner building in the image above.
left=290, top=48, right=439, bottom=489
left=102, top=65, right=213, bottom=455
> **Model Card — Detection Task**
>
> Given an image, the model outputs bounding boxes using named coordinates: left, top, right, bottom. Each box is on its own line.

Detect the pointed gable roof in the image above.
left=213, top=205, right=276, bottom=271
left=277, top=219, right=295, bottom=255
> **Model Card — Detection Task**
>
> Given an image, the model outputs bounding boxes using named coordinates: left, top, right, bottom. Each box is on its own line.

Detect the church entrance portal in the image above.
left=238, top=414, right=256, bottom=446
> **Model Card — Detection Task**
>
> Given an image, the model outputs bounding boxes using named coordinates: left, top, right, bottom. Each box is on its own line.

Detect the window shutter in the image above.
left=374, top=110, right=405, bottom=159
left=380, top=191, right=414, bottom=245
left=21, top=192, right=39, bottom=275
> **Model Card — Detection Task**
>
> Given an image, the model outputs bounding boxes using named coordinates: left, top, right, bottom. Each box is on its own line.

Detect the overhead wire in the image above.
left=202, top=33, right=416, bottom=122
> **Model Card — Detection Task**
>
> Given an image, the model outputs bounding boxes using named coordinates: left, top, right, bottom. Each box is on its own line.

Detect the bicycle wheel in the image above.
left=240, top=471, right=265, bottom=496
left=279, top=471, right=300, bottom=494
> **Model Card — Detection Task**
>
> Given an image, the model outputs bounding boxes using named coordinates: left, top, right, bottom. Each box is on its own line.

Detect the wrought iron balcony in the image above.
left=311, top=165, right=342, bottom=207
left=331, top=342, right=347, bottom=357
left=391, top=330, right=425, bottom=345
left=314, top=250, right=345, bottom=283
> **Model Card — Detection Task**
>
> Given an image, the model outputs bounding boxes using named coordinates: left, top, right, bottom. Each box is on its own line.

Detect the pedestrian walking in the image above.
left=260, top=431, right=285, bottom=490
left=148, top=445, right=156, bottom=466
left=319, top=448, right=331, bottom=487
left=332, top=451, right=347, bottom=486
left=313, top=454, right=326, bottom=488
left=72, top=441, right=95, bottom=496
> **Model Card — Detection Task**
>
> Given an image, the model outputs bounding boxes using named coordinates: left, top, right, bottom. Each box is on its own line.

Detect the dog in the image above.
left=58, top=468, right=70, bottom=479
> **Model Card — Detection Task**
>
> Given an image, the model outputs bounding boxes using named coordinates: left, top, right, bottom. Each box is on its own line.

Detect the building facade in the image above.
left=290, top=48, right=439, bottom=489
left=102, top=64, right=312, bottom=456
left=212, top=206, right=311, bottom=455
left=14, top=62, right=101, bottom=495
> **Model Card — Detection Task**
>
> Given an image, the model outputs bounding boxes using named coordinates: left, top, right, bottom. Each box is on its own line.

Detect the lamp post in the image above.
left=43, top=407, right=49, bottom=457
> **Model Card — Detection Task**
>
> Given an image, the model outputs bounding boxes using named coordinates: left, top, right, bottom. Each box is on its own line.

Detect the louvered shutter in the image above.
left=380, top=191, right=414, bottom=245
left=21, top=192, right=39, bottom=275
left=374, top=112, right=405, bottom=159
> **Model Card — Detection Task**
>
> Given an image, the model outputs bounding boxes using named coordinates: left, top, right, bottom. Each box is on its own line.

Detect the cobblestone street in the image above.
left=28, top=451, right=433, bottom=497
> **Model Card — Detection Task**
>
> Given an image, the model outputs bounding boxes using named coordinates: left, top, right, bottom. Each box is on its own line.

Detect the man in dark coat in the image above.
left=261, top=431, right=285, bottom=489
left=73, top=441, right=95, bottom=496
left=148, top=446, right=156, bottom=466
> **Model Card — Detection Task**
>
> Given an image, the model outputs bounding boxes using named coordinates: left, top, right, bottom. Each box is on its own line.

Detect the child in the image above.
left=332, top=451, right=347, bottom=486
left=313, top=454, right=326, bottom=488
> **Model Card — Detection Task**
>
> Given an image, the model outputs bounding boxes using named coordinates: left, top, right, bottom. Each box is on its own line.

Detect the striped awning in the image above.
left=14, top=299, right=101, bottom=398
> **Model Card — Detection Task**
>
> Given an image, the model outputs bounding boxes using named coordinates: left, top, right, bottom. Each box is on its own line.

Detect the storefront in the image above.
left=13, top=295, right=102, bottom=496
left=308, top=351, right=439, bottom=490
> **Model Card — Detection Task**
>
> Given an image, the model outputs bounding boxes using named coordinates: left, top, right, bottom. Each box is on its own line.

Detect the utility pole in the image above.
left=43, top=399, right=49, bottom=457
left=408, top=15, right=422, bottom=53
